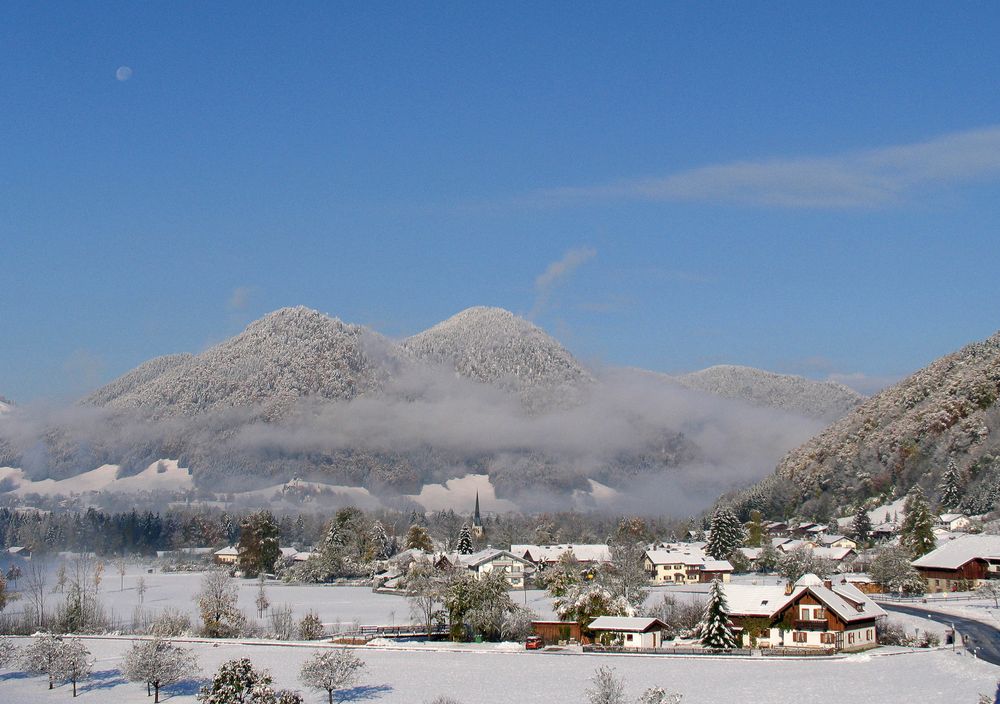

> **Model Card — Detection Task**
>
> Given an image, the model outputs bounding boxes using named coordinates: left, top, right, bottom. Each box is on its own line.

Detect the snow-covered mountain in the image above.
left=0, top=395, right=12, bottom=415
left=731, top=329, right=1000, bottom=520
left=674, top=365, right=863, bottom=422
left=402, top=306, right=594, bottom=411
left=1, top=306, right=858, bottom=509
left=85, top=306, right=403, bottom=420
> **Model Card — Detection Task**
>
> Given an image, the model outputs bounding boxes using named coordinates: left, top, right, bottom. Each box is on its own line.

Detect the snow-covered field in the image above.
left=1, top=563, right=557, bottom=629
left=0, top=636, right=996, bottom=704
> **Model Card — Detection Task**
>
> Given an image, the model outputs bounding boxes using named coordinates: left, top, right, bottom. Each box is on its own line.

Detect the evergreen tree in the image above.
left=938, top=461, right=963, bottom=511
left=852, top=509, right=872, bottom=545
left=706, top=507, right=746, bottom=560
left=456, top=525, right=474, bottom=555
left=237, top=511, right=281, bottom=578
left=197, top=658, right=300, bottom=704
left=370, top=521, right=391, bottom=560
left=746, top=510, right=765, bottom=548
left=699, top=579, right=738, bottom=650
left=900, top=486, right=936, bottom=557
left=405, top=524, right=433, bottom=552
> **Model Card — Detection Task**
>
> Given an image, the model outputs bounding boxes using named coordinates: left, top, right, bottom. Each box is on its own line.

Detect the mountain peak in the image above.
left=404, top=307, right=594, bottom=411
left=675, top=364, right=863, bottom=422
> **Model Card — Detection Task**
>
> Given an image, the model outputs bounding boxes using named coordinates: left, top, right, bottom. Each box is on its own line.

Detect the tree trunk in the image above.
left=73, top=678, right=77, bottom=697
left=329, top=689, right=333, bottom=704
left=147, top=681, right=151, bottom=696
left=154, top=682, right=160, bottom=703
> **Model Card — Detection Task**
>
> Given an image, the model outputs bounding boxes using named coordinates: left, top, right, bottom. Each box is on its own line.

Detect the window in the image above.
left=793, top=632, right=807, bottom=643
left=866, top=629, right=873, bottom=640
left=626, top=634, right=634, bottom=642
left=820, top=633, right=835, bottom=644
left=848, top=633, right=855, bottom=644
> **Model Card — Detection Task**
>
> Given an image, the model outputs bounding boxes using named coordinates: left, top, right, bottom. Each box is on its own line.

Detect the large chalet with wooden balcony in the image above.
left=723, top=574, right=885, bottom=652
left=912, top=534, right=1000, bottom=592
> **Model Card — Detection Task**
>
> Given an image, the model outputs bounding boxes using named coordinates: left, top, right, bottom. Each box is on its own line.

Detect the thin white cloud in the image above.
left=532, top=125, right=1000, bottom=208
left=531, top=246, right=596, bottom=318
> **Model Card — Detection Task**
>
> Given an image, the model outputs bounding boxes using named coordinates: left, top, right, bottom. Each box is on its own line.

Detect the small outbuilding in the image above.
left=587, top=616, right=667, bottom=649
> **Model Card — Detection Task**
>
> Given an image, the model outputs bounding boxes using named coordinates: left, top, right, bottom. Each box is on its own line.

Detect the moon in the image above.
left=116, top=66, right=133, bottom=82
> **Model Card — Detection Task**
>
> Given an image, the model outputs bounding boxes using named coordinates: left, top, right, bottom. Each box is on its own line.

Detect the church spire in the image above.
left=474, top=491, right=482, bottom=526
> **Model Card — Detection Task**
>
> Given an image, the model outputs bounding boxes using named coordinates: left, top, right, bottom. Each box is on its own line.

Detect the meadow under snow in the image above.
left=0, top=635, right=996, bottom=704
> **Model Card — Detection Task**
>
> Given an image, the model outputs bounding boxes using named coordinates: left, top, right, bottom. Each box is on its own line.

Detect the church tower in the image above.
left=471, top=490, right=485, bottom=538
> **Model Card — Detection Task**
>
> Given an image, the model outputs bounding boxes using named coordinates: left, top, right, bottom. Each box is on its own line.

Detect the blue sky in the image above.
left=3, top=2, right=1000, bottom=401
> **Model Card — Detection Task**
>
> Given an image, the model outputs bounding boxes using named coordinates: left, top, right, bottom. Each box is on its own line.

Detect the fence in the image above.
left=583, top=645, right=753, bottom=656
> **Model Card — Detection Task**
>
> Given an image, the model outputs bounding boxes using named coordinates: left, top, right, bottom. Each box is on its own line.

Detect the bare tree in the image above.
left=93, top=561, right=104, bottom=593
left=20, top=633, right=64, bottom=689
left=54, top=638, right=94, bottom=697
left=299, top=648, right=366, bottom=704
left=0, top=636, right=18, bottom=669
left=255, top=574, right=270, bottom=619
left=195, top=570, right=243, bottom=638
left=25, top=558, right=49, bottom=629
left=136, top=576, right=147, bottom=604
left=116, top=557, right=128, bottom=592
left=270, top=604, right=294, bottom=640
left=586, top=666, right=626, bottom=704
left=123, top=637, right=200, bottom=703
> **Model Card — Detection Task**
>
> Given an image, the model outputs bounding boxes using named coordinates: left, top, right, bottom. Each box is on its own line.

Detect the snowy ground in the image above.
left=0, top=636, right=997, bottom=704
left=2, top=562, right=557, bottom=630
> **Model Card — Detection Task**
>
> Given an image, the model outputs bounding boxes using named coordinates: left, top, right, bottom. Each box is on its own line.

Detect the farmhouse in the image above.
left=587, top=616, right=668, bottom=649
left=436, top=548, right=533, bottom=588
left=912, top=534, right=1000, bottom=592
left=724, top=574, right=885, bottom=652
left=643, top=549, right=733, bottom=584
left=213, top=546, right=239, bottom=565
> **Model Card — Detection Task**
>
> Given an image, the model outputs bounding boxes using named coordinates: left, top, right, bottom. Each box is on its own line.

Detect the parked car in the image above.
left=525, top=636, right=543, bottom=650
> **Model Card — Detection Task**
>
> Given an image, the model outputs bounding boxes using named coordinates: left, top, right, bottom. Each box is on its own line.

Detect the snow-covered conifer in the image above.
left=938, top=461, right=963, bottom=511
left=456, top=525, right=474, bottom=555
left=705, top=507, right=745, bottom=560
left=699, top=580, right=738, bottom=650
left=900, top=486, right=936, bottom=557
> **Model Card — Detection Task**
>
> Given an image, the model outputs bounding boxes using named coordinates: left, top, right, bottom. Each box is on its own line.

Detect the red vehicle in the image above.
left=525, top=636, right=544, bottom=650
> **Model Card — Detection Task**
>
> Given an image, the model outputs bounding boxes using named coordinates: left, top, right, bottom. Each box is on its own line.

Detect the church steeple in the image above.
left=471, top=490, right=484, bottom=537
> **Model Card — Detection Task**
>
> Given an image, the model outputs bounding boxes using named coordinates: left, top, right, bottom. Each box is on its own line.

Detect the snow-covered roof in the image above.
left=721, top=584, right=794, bottom=617
left=511, top=544, right=611, bottom=563
left=444, top=548, right=532, bottom=569
left=940, top=513, right=968, bottom=522
left=588, top=616, right=666, bottom=633
left=279, top=547, right=298, bottom=558
left=722, top=576, right=884, bottom=622
left=810, top=546, right=855, bottom=561
left=808, top=582, right=886, bottom=623
left=214, top=546, right=238, bottom=556
left=912, top=534, right=1000, bottom=570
